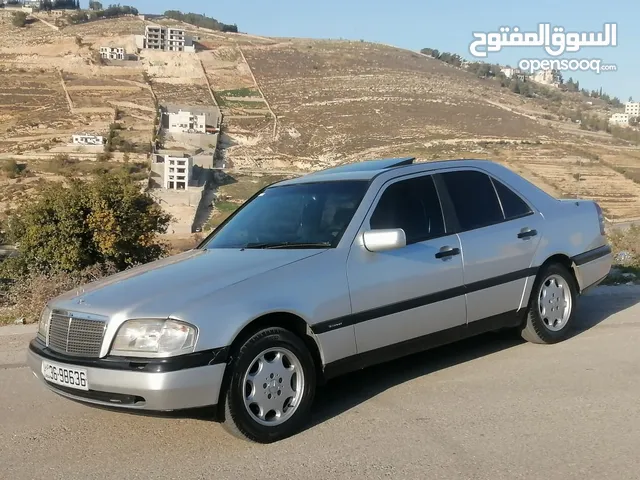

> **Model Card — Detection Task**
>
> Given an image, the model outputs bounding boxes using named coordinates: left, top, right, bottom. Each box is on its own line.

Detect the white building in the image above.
left=165, top=108, right=207, bottom=134
left=142, top=25, right=195, bottom=52
left=99, top=46, right=125, bottom=60
left=162, top=154, right=193, bottom=190
left=625, top=102, right=640, bottom=116
left=609, top=113, right=630, bottom=126
left=531, top=69, right=559, bottom=86
left=501, top=67, right=523, bottom=79
left=72, top=134, right=105, bottom=146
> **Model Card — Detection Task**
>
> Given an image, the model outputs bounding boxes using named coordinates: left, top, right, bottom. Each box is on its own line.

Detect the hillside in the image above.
left=1, top=12, right=640, bottom=226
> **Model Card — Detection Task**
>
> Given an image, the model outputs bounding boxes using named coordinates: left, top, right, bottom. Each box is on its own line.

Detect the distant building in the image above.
left=4, top=4, right=34, bottom=12
left=501, top=67, right=526, bottom=81
left=72, top=134, right=105, bottom=146
left=99, top=46, right=125, bottom=60
left=531, top=69, right=559, bottom=86
left=501, top=67, right=520, bottom=78
left=609, top=113, right=630, bottom=126
left=141, top=25, right=195, bottom=52
left=151, top=149, right=214, bottom=191
left=162, top=104, right=221, bottom=134
left=153, top=153, right=194, bottom=190
left=166, top=109, right=207, bottom=134
left=625, top=102, right=640, bottom=116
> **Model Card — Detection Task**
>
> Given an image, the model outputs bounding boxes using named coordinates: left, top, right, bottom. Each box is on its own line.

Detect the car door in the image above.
left=346, top=173, right=467, bottom=355
left=435, top=168, right=543, bottom=324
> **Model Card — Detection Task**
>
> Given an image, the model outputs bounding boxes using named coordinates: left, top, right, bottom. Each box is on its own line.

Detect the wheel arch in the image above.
left=538, top=253, right=580, bottom=289
left=521, top=253, right=580, bottom=312
left=216, top=312, right=326, bottom=420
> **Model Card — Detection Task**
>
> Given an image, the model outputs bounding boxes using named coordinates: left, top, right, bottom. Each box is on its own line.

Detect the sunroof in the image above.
left=308, top=157, right=415, bottom=175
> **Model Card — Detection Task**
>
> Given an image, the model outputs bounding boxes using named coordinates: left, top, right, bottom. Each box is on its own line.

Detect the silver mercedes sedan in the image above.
left=27, top=157, right=612, bottom=443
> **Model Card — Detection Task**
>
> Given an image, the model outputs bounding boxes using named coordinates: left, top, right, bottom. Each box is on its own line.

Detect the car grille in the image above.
left=47, top=312, right=106, bottom=358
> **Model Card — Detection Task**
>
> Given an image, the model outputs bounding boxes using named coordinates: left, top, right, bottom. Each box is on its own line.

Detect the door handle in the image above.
left=435, top=246, right=461, bottom=259
left=517, top=228, right=538, bottom=239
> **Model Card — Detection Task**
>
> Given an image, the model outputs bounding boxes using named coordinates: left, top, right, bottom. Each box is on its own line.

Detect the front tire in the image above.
left=520, top=263, right=578, bottom=344
left=222, top=327, right=316, bottom=443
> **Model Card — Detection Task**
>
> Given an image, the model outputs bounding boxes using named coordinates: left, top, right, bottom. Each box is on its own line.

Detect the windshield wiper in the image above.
left=242, top=241, right=332, bottom=250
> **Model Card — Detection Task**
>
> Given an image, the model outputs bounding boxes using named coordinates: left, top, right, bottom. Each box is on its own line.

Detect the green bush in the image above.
left=12, top=12, right=27, bottom=28
left=3, top=170, right=172, bottom=275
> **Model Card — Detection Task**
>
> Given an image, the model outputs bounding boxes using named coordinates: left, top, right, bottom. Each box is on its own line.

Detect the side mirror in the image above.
left=362, top=228, right=407, bottom=253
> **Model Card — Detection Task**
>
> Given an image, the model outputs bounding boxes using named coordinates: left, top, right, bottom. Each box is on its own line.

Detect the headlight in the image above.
left=110, top=319, right=197, bottom=357
left=37, top=306, right=51, bottom=342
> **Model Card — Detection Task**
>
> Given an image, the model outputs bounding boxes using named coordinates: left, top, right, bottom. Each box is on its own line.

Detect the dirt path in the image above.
left=57, top=69, right=74, bottom=113
left=198, top=57, right=219, bottom=107
left=33, top=15, right=60, bottom=32
left=237, top=46, right=277, bottom=139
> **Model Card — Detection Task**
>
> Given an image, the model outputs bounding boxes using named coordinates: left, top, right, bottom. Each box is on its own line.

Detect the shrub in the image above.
left=608, top=225, right=640, bottom=268
left=0, top=261, right=119, bottom=323
left=4, top=169, right=172, bottom=274
left=12, top=12, right=27, bottom=28
left=1, top=159, right=22, bottom=178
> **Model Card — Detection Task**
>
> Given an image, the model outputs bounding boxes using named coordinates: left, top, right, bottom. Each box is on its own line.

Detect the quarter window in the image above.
left=370, top=175, right=445, bottom=244
left=492, top=178, right=533, bottom=220
left=439, top=170, right=503, bottom=231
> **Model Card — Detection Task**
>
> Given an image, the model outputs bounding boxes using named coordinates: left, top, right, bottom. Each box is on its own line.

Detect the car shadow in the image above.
left=307, top=330, right=524, bottom=430
left=306, top=288, right=640, bottom=431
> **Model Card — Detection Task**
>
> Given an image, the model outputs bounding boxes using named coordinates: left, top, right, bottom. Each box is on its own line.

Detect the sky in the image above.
left=130, top=0, right=638, bottom=101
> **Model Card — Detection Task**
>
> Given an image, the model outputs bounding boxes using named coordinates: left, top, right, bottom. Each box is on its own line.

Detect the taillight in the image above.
left=594, top=202, right=606, bottom=235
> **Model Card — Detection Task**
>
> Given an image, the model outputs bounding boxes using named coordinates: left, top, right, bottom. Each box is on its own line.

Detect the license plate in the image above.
left=41, top=361, right=89, bottom=391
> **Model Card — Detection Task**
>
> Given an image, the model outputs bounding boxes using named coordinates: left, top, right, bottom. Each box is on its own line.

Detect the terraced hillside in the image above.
left=0, top=15, right=638, bottom=225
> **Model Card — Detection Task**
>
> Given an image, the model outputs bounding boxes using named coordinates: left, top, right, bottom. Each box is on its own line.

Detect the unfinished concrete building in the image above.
left=141, top=25, right=195, bottom=52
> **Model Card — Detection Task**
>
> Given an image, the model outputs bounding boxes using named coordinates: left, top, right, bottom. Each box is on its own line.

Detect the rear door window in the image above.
left=492, top=178, right=533, bottom=220
left=438, top=170, right=504, bottom=231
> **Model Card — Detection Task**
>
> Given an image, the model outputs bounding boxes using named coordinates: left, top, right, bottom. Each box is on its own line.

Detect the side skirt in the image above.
left=322, top=309, right=526, bottom=381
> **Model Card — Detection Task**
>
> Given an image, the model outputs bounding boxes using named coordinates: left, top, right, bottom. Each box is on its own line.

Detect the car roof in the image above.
left=272, top=157, right=501, bottom=186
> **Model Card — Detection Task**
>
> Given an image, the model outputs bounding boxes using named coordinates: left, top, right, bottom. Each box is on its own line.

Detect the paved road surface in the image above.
left=1, top=285, right=639, bottom=480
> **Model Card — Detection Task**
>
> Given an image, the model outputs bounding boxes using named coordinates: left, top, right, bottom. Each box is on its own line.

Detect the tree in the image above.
left=5, top=170, right=172, bottom=274
left=163, top=10, right=237, bottom=32
left=564, top=77, right=579, bottom=92
left=12, top=12, right=27, bottom=28
left=89, top=1, right=102, bottom=10
left=222, top=24, right=238, bottom=33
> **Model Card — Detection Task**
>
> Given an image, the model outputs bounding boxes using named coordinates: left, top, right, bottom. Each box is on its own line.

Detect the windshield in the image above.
left=202, top=180, right=370, bottom=249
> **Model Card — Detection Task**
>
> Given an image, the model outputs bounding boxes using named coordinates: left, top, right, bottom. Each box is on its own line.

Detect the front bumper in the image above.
left=27, top=340, right=228, bottom=412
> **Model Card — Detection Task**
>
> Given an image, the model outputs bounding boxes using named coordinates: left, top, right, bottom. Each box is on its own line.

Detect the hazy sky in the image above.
left=128, top=0, right=638, bottom=101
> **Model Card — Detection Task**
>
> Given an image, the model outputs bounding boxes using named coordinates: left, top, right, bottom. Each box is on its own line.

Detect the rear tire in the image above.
left=520, top=263, right=578, bottom=344
left=222, top=327, right=316, bottom=443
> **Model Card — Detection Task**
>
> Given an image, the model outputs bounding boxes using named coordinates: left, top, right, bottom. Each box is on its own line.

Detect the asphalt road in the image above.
left=1, top=285, right=639, bottom=480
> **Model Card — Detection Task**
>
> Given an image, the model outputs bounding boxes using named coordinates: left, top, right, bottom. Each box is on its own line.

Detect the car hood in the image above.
left=51, top=248, right=323, bottom=319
